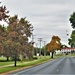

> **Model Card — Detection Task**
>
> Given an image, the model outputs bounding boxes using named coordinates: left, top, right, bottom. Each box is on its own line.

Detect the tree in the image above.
left=0, top=3, right=33, bottom=67
left=69, top=12, right=75, bottom=29
left=0, top=2, right=9, bottom=56
left=46, top=36, right=61, bottom=58
left=68, top=30, right=75, bottom=48
left=0, top=2, right=9, bottom=21
left=0, top=25, right=6, bottom=56
left=5, top=15, right=33, bottom=66
left=69, top=12, right=75, bottom=48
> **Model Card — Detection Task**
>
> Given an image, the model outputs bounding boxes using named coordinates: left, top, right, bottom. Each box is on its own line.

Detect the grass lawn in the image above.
left=0, top=57, right=7, bottom=60
left=0, top=55, right=63, bottom=74
left=68, top=53, right=75, bottom=57
left=0, top=62, right=14, bottom=66
left=0, top=57, right=14, bottom=66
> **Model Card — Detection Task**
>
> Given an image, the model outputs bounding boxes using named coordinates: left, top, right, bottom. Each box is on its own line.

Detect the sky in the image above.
left=1, top=0, right=75, bottom=47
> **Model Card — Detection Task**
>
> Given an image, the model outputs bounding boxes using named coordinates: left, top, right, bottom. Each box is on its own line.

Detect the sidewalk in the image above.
left=0, top=64, right=14, bottom=68
left=0, top=60, right=38, bottom=68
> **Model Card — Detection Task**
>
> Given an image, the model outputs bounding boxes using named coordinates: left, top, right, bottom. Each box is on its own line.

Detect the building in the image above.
left=55, top=48, right=75, bottom=55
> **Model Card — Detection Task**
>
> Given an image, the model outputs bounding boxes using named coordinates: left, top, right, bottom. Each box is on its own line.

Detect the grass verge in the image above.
left=0, top=55, right=62, bottom=74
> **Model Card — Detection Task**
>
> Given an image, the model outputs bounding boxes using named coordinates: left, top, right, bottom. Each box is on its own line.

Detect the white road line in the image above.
left=57, top=69, right=59, bottom=71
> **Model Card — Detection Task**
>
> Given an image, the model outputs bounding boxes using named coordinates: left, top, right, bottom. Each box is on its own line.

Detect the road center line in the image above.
left=57, top=69, right=59, bottom=72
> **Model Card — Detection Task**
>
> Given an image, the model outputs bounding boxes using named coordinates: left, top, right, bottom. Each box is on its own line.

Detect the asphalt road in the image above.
left=8, top=56, right=75, bottom=75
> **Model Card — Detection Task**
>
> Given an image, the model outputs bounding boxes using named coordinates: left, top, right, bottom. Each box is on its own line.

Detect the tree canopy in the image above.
left=68, top=30, right=75, bottom=48
left=46, top=36, right=61, bottom=52
left=68, top=12, right=75, bottom=48
left=69, top=12, right=75, bottom=29
left=0, top=3, right=33, bottom=66
left=46, top=35, right=61, bottom=58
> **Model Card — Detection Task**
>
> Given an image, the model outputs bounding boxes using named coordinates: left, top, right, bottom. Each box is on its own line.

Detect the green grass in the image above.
left=0, top=55, right=62, bottom=74
left=0, top=57, right=36, bottom=66
left=0, top=61, right=14, bottom=66
left=0, top=57, right=14, bottom=66
left=0, top=57, right=7, bottom=60
left=71, top=53, right=75, bottom=56
left=0, top=56, right=50, bottom=74
left=67, top=53, right=75, bottom=56
left=0, top=66, right=19, bottom=73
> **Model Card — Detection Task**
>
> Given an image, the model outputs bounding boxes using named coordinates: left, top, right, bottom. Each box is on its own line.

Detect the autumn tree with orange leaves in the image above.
left=46, top=36, right=61, bottom=58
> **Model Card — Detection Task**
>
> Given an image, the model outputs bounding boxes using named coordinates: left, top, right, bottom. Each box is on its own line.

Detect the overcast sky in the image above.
left=1, top=0, right=75, bottom=47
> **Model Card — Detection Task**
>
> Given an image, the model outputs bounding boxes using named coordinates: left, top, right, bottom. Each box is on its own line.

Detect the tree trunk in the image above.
left=7, top=56, right=9, bottom=61
left=14, top=55, right=17, bottom=67
left=51, top=51, right=54, bottom=58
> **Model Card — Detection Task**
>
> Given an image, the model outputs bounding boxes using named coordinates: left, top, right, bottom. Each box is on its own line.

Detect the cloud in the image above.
left=1, top=0, right=75, bottom=46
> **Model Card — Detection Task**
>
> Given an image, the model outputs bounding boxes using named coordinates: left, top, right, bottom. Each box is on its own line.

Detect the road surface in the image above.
left=8, top=56, right=75, bottom=75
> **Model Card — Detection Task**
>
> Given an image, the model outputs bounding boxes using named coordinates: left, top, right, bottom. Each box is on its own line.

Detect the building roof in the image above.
left=61, top=48, right=75, bottom=50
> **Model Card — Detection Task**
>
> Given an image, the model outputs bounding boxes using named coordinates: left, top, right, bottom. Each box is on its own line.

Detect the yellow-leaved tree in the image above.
left=46, top=35, right=61, bottom=58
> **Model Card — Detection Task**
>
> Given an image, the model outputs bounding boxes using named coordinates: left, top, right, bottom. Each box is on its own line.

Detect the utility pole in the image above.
left=38, top=38, right=43, bottom=56
left=32, top=34, right=36, bottom=56
left=43, top=41, right=46, bottom=57
left=35, top=43, right=38, bottom=56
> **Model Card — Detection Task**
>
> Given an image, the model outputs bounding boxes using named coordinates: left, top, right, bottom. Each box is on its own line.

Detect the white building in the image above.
left=55, top=48, right=75, bottom=55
